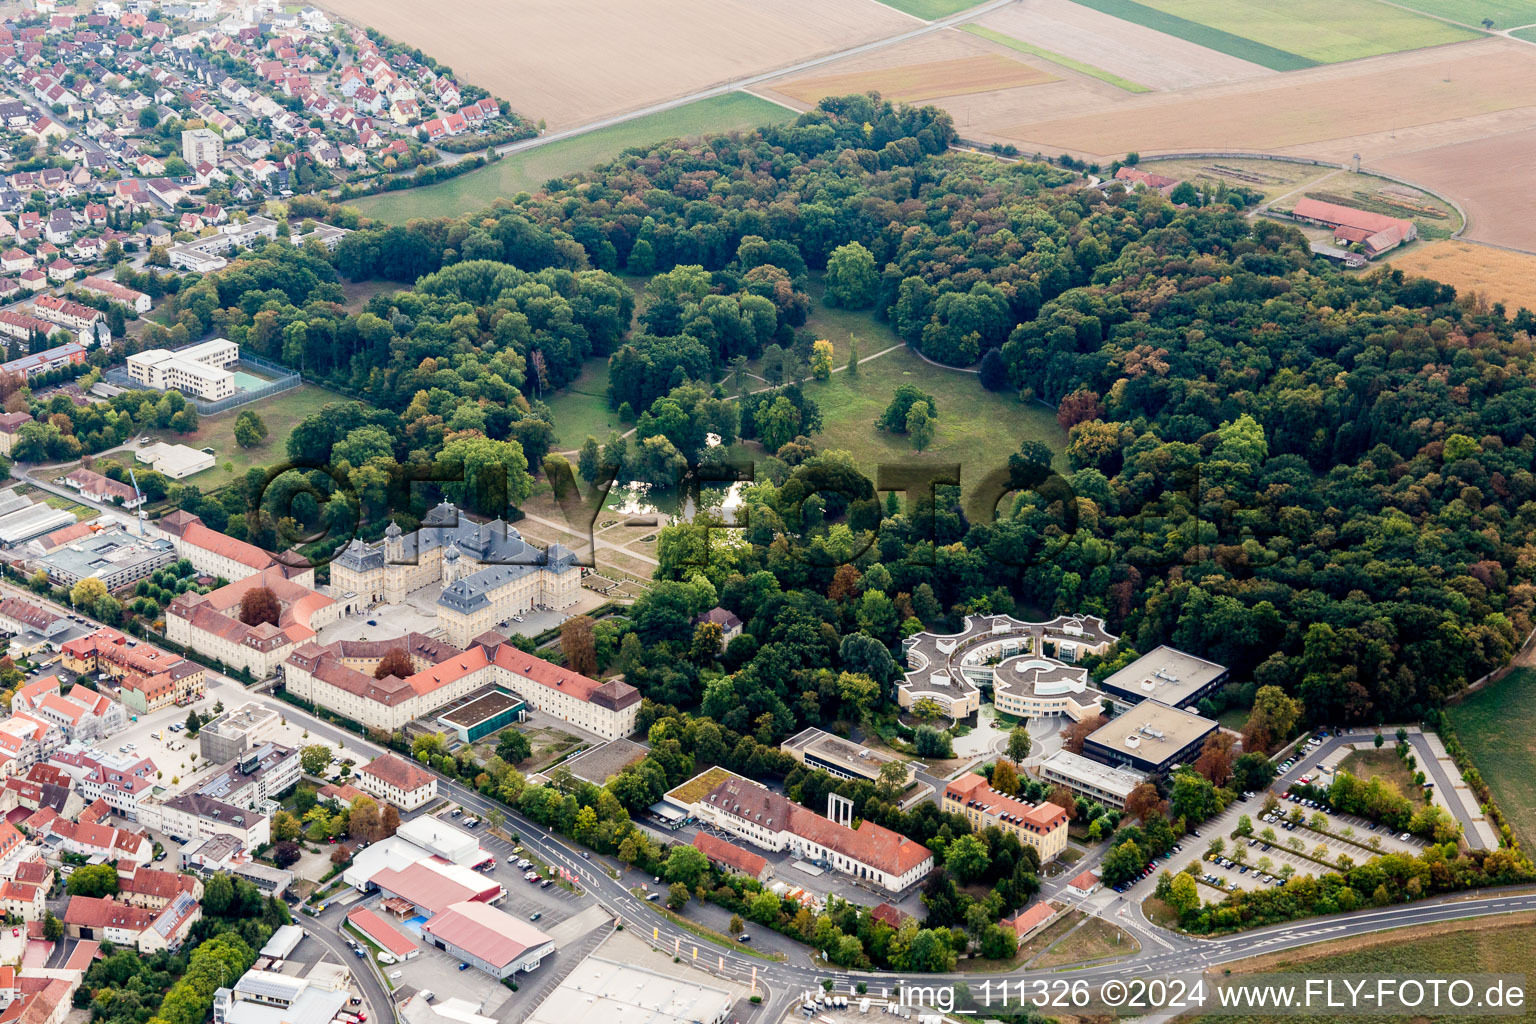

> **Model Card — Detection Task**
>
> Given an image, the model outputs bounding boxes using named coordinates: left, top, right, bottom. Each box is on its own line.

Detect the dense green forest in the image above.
left=111, top=94, right=1536, bottom=737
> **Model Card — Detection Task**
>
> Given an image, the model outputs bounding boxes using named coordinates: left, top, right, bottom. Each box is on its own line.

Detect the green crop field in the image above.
left=961, top=25, right=1153, bottom=92
left=1390, top=0, right=1536, bottom=27
left=1069, top=0, right=1475, bottom=69
left=352, top=93, right=792, bottom=224
left=874, top=0, right=989, bottom=17
left=1445, top=667, right=1536, bottom=842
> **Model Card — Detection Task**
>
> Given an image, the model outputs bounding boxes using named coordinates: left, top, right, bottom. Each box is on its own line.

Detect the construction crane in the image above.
left=128, top=468, right=146, bottom=537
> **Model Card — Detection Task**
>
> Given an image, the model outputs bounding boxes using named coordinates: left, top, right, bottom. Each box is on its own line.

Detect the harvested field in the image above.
left=973, top=0, right=1272, bottom=90
left=875, top=0, right=989, bottom=17
left=1372, top=126, right=1536, bottom=250
left=775, top=52, right=1055, bottom=105
left=1388, top=241, right=1536, bottom=314
left=1071, top=0, right=1475, bottom=68
left=315, top=0, right=914, bottom=130
left=961, top=26, right=1151, bottom=92
left=991, top=39, right=1536, bottom=158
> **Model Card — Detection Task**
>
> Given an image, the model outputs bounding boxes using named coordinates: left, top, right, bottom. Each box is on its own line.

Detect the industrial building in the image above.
left=0, top=504, right=77, bottom=546
left=135, top=442, right=215, bottom=479
left=525, top=958, right=733, bottom=1024
left=420, top=901, right=554, bottom=979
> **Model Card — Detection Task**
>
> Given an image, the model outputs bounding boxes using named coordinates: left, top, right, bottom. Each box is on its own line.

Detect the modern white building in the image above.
left=182, top=127, right=223, bottom=167
left=127, top=339, right=240, bottom=400
left=136, top=442, right=215, bottom=479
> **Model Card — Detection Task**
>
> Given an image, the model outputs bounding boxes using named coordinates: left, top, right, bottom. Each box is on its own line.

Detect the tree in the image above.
left=561, top=615, right=598, bottom=676
left=1166, top=872, right=1200, bottom=915
left=991, top=759, right=1020, bottom=796
left=1063, top=714, right=1108, bottom=754
left=578, top=436, right=601, bottom=483
left=299, top=744, right=332, bottom=776
left=810, top=339, right=834, bottom=380
left=185, top=709, right=202, bottom=735
left=350, top=797, right=380, bottom=842
left=272, top=810, right=301, bottom=842
left=1125, top=782, right=1164, bottom=821
left=70, top=577, right=107, bottom=611
left=43, top=911, right=62, bottom=942
left=878, top=384, right=937, bottom=433
left=877, top=758, right=909, bottom=797
left=375, top=647, right=414, bottom=679
left=331, top=844, right=352, bottom=866
left=905, top=401, right=934, bottom=451
left=272, top=841, right=301, bottom=868
left=1374, top=732, right=1385, bottom=749
left=233, top=410, right=268, bottom=448
left=944, top=833, right=990, bottom=883
left=1245, top=685, right=1303, bottom=751
left=979, top=348, right=1009, bottom=391
left=380, top=804, right=401, bottom=837
left=664, top=843, right=709, bottom=887
left=496, top=729, right=531, bottom=764
left=1006, top=726, right=1032, bottom=764
left=66, top=863, right=119, bottom=897
left=239, top=585, right=281, bottom=627
left=667, top=882, right=690, bottom=910
left=728, top=914, right=744, bottom=935
left=825, top=242, right=878, bottom=308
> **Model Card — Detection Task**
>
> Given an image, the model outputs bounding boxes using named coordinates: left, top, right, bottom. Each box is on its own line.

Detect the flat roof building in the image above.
left=1082, top=701, right=1217, bottom=775
left=136, top=442, right=215, bottom=479
left=526, top=957, right=733, bottom=1024
left=434, top=688, right=526, bottom=744
left=39, top=529, right=175, bottom=590
left=198, top=702, right=281, bottom=764
left=1098, top=646, right=1228, bottom=710
left=127, top=339, right=239, bottom=400
left=1036, top=749, right=1145, bottom=809
left=782, top=727, right=914, bottom=787
left=560, top=737, right=648, bottom=785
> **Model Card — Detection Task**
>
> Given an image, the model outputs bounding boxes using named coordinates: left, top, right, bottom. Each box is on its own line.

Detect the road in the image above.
left=424, top=0, right=1020, bottom=169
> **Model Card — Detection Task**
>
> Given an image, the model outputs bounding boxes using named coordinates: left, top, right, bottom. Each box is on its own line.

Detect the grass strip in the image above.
left=962, top=25, right=1153, bottom=92
left=631, top=888, right=785, bottom=961
left=1063, top=0, right=1318, bottom=70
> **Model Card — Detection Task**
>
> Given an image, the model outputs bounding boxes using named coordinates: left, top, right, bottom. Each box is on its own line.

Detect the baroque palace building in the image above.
left=331, top=502, right=579, bottom=647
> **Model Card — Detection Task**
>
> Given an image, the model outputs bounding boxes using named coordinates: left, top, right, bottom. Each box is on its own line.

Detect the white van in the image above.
left=388, top=971, right=402, bottom=982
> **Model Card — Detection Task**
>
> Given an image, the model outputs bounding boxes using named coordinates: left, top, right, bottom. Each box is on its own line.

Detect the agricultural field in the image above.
left=766, top=30, right=1067, bottom=111
left=315, top=0, right=912, bottom=130
left=990, top=39, right=1536, bottom=162
left=1201, top=915, right=1536, bottom=1024
left=960, top=25, right=1150, bottom=92
left=1445, top=667, right=1536, bottom=843
left=352, top=94, right=791, bottom=224
left=971, top=0, right=1272, bottom=91
left=774, top=52, right=1056, bottom=105
left=874, top=0, right=990, bottom=18
left=1391, top=0, right=1536, bottom=26
left=1069, top=0, right=1475, bottom=68
left=1388, top=240, right=1536, bottom=312
left=1373, top=124, right=1536, bottom=250
left=139, top=384, right=360, bottom=492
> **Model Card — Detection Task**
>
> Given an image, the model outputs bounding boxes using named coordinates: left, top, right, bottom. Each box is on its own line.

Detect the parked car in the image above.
left=458, top=963, right=469, bottom=972
left=529, top=912, right=542, bottom=922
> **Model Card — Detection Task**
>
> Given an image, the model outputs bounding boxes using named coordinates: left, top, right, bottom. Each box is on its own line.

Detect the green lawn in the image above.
left=1445, top=666, right=1536, bottom=843
left=803, top=320, right=1066, bottom=500
left=874, top=0, right=990, bottom=17
left=1390, top=0, right=1536, bottom=26
left=1515, top=24, right=1536, bottom=40
left=353, top=93, right=793, bottom=224
left=544, top=359, right=619, bottom=452
left=1068, top=0, right=1474, bottom=68
left=962, top=25, right=1152, bottom=91
left=137, top=384, right=364, bottom=492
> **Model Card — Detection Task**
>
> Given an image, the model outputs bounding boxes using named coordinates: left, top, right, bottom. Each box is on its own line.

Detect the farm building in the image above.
left=1290, top=197, right=1416, bottom=257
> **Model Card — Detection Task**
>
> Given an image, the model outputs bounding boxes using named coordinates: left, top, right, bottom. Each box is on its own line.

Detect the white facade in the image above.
left=127, top=338, right=240, bottom=400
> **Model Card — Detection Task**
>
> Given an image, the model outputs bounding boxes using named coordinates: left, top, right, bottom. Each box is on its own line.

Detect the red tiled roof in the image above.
left=358, top=753, right=433, bottom=794
left=693, top=832, right=767, bottom=877
left=945, top=774, right=1069, bottom=833
left=1002, top=901, right=1058, bottom=937
left=63, top=895, right=154, bottom=930
left=1068, top=868, right=1100, bottom=891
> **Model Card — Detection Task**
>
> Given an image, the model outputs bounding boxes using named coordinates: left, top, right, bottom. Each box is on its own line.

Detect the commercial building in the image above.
left=151, top=510, right=313, bottom=587
left=135, top=442, right=215, bottom=480
left=213, top=962, right=350, bottom=1024
left=525, top=957, right=732, bottom=1024
left=60, top=628, right=205, bottom=713
left=899, top=614, right=1116, bottom=719
left=341, top=815, right=489, bottom=890
left=330, top=502, right=580, bottom=647
left=283, top=633, right=639, bottom=739
left=689, top=772, right=933, bottom=893
left=433, top=688, right=526, bottom=744
left=1098, top=646, right=1228, bottom=710
left=942, top=773, right=1070, bottom=864
left=193, top=742, right=300, bottom=810
left=165, top=216, right=279, bottom=272
left=782, top=727, right=913, bottom=788
left=354, top=752, right=437, bottom=811
left=38, top=528, right=175, bottom=589
left=345, top=906, right=418, bottom=961
left=167, top=568, right=339, bottom=678
left=370, top=858, right=502, bottom=916
left=420, top=900, right=554, bottom=979
left=197, top=702, right=281, bottom=763
left=1082, top=702, right=1218, bottom=775
left=127, top=339, right=240, bottom=400
left=1036, top=749, right=1145, bottom=810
